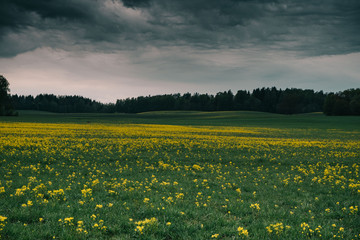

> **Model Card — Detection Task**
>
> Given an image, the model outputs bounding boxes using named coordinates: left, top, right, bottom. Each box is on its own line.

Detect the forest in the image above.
left=1, top=74, right=359, bottom=116
left=9, top=88, right=360, bottom=115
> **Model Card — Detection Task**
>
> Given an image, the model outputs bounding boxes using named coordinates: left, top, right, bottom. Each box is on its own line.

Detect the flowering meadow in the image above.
left=0, top=112, right=359, bottom=239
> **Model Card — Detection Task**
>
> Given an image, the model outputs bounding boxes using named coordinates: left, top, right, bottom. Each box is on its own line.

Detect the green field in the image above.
left=0, top=111, right=359, bottom=239
left=5, top=110, right=360, bottom=130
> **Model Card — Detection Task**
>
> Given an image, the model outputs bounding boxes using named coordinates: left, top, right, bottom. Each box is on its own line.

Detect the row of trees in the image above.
left=10, top=87, right=326, bottom=115
left=8, top=88, right=360, bottom=115
left=115, top=88, right=326, bottom=114
left=11, top=94, right=116, bottom=113
left=1, top=75, right=359, bottom=115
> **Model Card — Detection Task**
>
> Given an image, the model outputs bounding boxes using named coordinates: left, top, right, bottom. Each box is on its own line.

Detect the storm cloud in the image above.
left=1, top=0, right=360, bottom=57
left=1, top=0, right=360, bottom=102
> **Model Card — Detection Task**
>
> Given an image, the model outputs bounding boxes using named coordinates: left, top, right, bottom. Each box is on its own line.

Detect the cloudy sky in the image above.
left=1, top=0, right=359, bottom=102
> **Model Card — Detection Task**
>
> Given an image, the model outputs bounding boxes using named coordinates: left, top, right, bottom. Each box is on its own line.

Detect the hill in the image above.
left=1, top=110, right=360, bottom=132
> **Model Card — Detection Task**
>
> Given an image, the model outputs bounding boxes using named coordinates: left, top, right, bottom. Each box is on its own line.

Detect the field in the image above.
left=0, top=111, right=359, bottom=239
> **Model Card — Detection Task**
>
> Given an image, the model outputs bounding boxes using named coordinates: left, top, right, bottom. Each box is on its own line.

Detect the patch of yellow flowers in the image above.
left=238, top=226, right=249, bottom=237
left=0, top=216, right=7, bottom=238
left=250, top=203, right=260, bottom=211
left=266, top=222, right=290, bottom=235
left=134, top=217, right=158, bottom=235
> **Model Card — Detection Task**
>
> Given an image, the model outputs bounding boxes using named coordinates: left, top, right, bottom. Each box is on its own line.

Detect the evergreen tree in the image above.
left=0, top=75, right=14, bottom=115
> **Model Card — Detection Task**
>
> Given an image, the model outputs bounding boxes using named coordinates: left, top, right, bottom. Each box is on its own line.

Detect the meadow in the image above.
left=0, top=111, right=359, bottom=239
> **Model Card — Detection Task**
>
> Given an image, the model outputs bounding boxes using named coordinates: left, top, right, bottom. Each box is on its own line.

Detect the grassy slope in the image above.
left=2, top=110, right=360, bottom=131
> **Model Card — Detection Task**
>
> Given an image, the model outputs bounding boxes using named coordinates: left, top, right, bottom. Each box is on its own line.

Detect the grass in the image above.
left=4, top=110, right=360, bottom=130
left=0, top=111, right=359, bottom=239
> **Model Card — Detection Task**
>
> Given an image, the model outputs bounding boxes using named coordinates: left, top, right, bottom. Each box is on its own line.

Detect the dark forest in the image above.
left=9, top=87, right=360, bottom=116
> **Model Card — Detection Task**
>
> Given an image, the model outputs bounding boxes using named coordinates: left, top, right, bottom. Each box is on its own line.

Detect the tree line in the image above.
left=115, top=88, right=326, bottom=114
left=11, top=94, right=116, bottom=113
left=8, top=88, right=360, bottom=116
left=1, top=75, right=359, bottom=115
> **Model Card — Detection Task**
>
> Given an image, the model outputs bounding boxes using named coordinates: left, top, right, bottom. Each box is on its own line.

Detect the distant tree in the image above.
left=198, top=93, right=214, bottom=111
left=276, top=89, right=304, bottom=114
left=115, top=99, right=125, bottom=112
left=245, top=96, right=261, bottom=111
left=215, top=90, right=234, bottom=110
left=323, top=89, right=360, bottom=116
left=182, top=93, right=192, bottom=110
left=323, top=93, right=336, bottom=115
left=262, top=87, right=280, bottom=112
left=350, top=95, right=360, bottom=115
left=0, top=75, right=14, bottom=115
left=333, top=98, right=350, bottom=115
left=234, top=90, right=250, bottom=110
left=189, top=93, right=201, bottom=110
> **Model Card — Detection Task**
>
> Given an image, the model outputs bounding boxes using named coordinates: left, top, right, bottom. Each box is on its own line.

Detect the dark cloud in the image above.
left=122, top=0, right=151, bottom=8
left=1, top=0, right=360, bottom=57
left=0, top=0, right=91, bottom=25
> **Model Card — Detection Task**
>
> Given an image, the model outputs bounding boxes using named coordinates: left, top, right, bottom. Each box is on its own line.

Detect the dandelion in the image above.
left=76, top=220, right=88, bottom=234
left=238, top=226, right=249, bottom=237
left=250, top=203, right=260, bottom=211
left=0, top=215, right=7, bottom=235
left=349, top=206, right=358, bottom=214
left=92, top=179, right=100, bottom=186
left=135, top=225, right=144, bottom=234
left=192, top=164, right=203, bottom=171
left=81, top=187, right=92, bottom=198
left=301, top=222, right=310, bottom=232
left=175, top=193, right=184, bottom=199
left=64, top=217, right=74, bottom=226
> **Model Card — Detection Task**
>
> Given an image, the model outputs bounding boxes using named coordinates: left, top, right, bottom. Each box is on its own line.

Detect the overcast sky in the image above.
left=1, top=0, right=359, bottom=102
